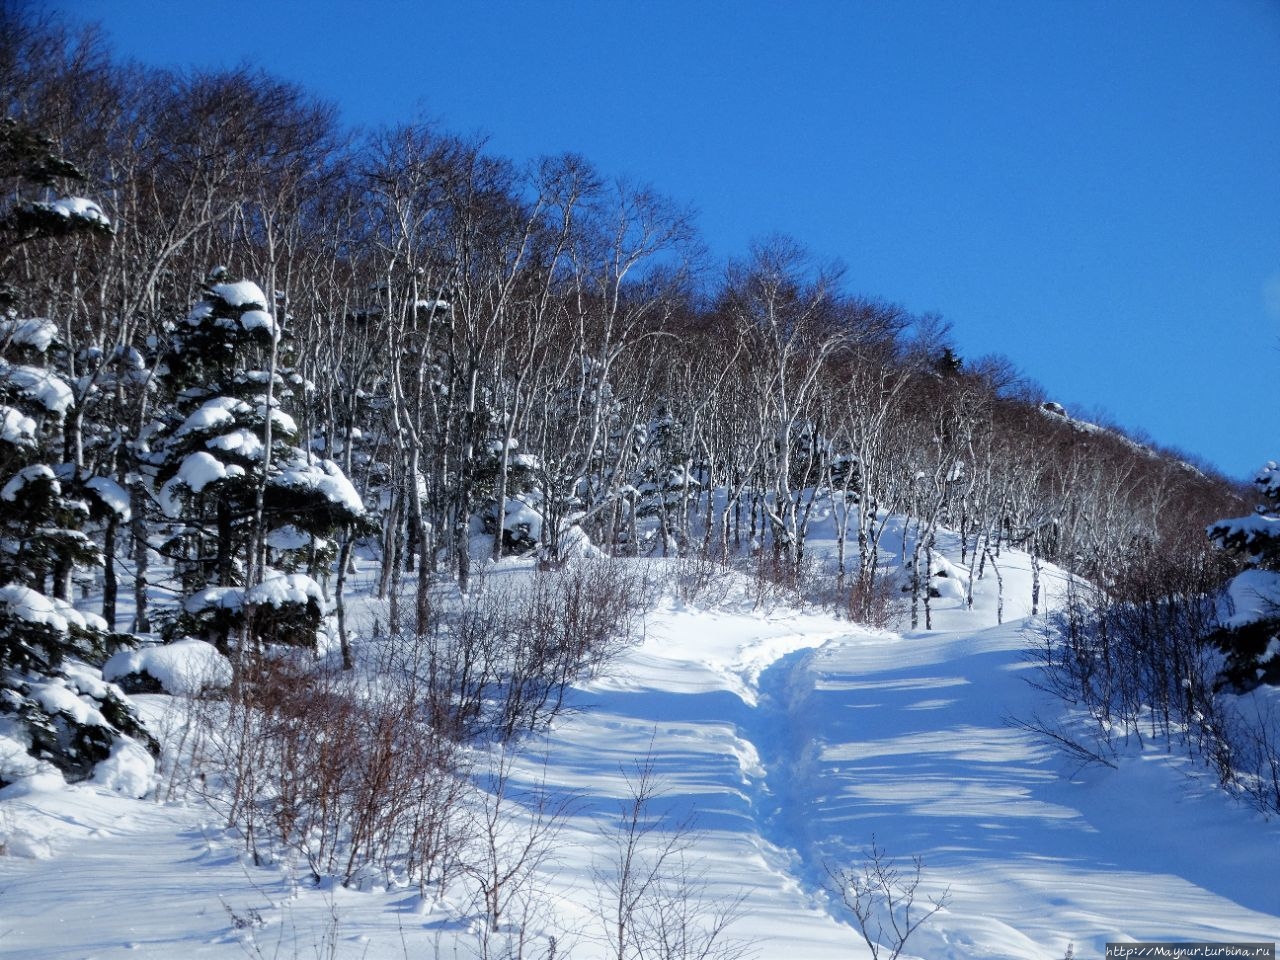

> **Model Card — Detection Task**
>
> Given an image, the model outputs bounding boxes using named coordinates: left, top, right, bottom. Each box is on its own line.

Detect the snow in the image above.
left=0, top=721, right=48, bottom=786
left=262, top=405, right=297, bottom=436
left=48, top=196, right=110, bottom=227
left=103, top=639, right=232, bottom=696
left=238, top=308, right=278, bottom=338
left=246, top=573, right=325, bottom=610
left=25, top=196, right=111, bottom=230
left=90, top=736, right=155, bottom=798
left=1255, top=460, right=1279, bottom=498
left=183, top=586, right=244, bottom=615
left=265, top=523, right=313, bottom=550
left=85, top=475, right=131, bottom=521
left=160, top=451, right=246, bottom=513
left=205, top=426, right=264, bottom=460
left=29, top=678, right=109, bottom=729
left=273, top=456, right=365, bottom=515
left=210, top=280, right=268, bottom=309
left=0, top=405, right=38, bottom=445
left=0, top=317, right=58, bottom=352
left=1211, top=512, right=1280, bottom=555
left=1224, top=569, right=1280, bottom=627
left=182, top=301, right=213, bottom=326
left=500, top=496, right=543, bottom=539
left=1, top=518, right=1277, bottom=959
left=0, top=361, right=75, bottom=413
left=0, top=583, right=99, bottom=633
left=173, top=397, right=244, bottom=438
left=0, top=462, right=56, bottom=501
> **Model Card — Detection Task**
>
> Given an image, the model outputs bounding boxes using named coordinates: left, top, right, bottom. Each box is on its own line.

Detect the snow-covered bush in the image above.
left=162, top=574, right=329, bottom=651
left=197, top=648, right=473, bottom=891
left=102, top=638, right=232, bottom=696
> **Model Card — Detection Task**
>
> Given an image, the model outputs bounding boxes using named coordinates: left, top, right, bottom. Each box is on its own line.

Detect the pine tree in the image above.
left=147, top=273, right=365, bottom=651
left=1207, top=460, right=1280, bottom=689
left=1208, top=461, right=1280, bottom=569
left=0, top=117, right=153, bottom=788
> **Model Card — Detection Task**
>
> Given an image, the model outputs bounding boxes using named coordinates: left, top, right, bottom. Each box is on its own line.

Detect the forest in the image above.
left=3, top=4, right=1277, bottom=867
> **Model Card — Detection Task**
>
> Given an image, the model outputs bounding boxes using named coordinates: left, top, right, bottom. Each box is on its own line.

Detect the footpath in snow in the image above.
left=2, top=543, right=1279, bottom=959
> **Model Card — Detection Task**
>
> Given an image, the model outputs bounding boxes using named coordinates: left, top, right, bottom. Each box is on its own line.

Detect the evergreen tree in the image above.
left=148, top=274, right=365, bottom=651
left=0, top=117, right=152, bottom=788
left=1207, top=460, right=1280, bottom=689
left=1208, top=461, right=1280, bottom=569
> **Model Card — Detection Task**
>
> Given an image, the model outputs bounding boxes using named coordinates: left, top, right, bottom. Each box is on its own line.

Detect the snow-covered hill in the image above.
left=2, top=531, right=1277, bottom=959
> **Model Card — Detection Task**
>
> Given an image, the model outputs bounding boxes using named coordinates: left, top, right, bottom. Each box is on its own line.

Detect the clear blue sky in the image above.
left=48, top=0, right=1280, bottom=481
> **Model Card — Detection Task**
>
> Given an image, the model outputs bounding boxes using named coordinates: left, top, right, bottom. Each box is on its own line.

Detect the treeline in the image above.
left=3, top=10, right=1241, bottom=619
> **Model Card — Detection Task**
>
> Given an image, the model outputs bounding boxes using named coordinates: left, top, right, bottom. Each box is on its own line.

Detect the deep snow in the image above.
left=2, top=525, right=1278, bottom=959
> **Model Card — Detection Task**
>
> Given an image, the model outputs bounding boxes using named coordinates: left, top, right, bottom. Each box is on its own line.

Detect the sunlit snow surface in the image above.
left=2, top=522, right=1278, bottom=959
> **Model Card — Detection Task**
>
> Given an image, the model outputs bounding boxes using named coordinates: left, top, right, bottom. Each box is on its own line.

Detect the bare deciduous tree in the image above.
left=825, top=838, right=950, bottom=960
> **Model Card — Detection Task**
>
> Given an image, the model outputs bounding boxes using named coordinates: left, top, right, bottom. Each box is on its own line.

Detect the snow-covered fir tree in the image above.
left=1207, top=460, right=1280, bottom=688
left=145, top=273, right=365, bottom=651
left=0, top=118, right=154, bottom=788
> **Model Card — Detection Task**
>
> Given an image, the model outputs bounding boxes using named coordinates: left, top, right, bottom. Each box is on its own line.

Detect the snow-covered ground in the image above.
left=3, top=527, right=1278, bottom=959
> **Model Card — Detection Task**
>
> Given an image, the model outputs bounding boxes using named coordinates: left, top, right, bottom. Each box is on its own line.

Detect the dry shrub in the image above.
left=194, top=558, right=657, bottom=890
left=197, top=648, right=472, bottom=894
left=672, top=551, right=736, bottom=607
left=1037, top=540, right=1280, bottom=817
left=424, top=559, right=655, bottom=742
left=743, top=549, right=818, bottom=612
left=842, top=568, right=899, bottom=629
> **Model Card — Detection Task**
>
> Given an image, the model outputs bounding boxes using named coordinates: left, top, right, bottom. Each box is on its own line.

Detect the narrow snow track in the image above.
left=551, top=598, right=1280, bottom=959
left=739, top=617, right=1278, bottom=959
left=4, top=569, right=1279, bottom=959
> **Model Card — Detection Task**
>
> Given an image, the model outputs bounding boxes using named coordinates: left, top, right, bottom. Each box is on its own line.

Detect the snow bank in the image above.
left=103, top=639, right=232, bottom=696
left=0, top=721, right=49, bottom=787
left=91, top=737, right=155, bottom=798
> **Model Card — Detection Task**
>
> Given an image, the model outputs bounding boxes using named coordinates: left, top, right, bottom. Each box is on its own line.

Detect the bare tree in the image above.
left=466, top=744, right=575, bottom=960
left=594, top=746, right=752, bottom=960
left=825, top=838, right=950, bottom=960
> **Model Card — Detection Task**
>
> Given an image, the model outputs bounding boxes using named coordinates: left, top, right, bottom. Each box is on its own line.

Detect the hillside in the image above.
left=2, top=11, right=1277, bottom=959
left=3, top=521, right=1276, bottom=960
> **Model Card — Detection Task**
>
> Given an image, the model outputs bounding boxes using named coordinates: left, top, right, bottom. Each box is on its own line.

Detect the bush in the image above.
left=193, top=558, right=658, bottom=890
left=1035, top=541, right=1280, bottom=816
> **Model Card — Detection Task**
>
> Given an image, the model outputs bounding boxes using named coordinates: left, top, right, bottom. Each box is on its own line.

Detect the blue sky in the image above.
left=49, top=0, right=1280, bottom=480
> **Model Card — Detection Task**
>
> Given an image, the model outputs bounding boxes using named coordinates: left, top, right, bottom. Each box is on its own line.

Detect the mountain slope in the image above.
left=2, top=537, right=1277, bottom=959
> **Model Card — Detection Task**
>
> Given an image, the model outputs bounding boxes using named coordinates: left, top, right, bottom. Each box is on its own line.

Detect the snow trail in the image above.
left=4, top=551, right=1279, bottom=959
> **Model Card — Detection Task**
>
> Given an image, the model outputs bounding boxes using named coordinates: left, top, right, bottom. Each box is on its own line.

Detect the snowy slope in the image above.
left=2, top=531, right=1278, bottom=959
